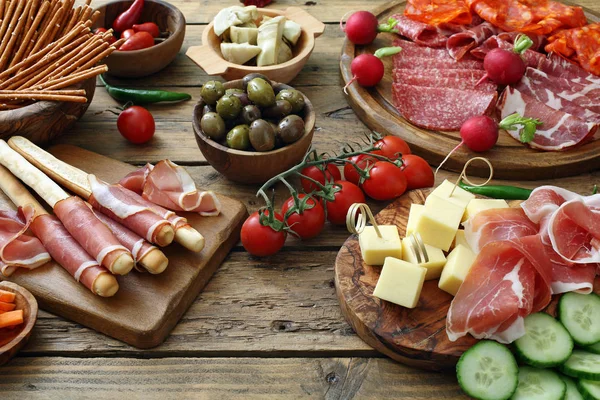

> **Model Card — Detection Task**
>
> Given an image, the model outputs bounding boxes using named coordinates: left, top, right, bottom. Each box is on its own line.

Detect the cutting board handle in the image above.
left=284, top=7, right=325, bottom=38
left=186, top=45, right=230, bottom=76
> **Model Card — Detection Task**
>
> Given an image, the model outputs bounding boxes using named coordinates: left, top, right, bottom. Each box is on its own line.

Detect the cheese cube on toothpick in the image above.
left=415, top=195, right=463, bottom=251
left=401, top=237, right=446, bottom=280
left=405, top=203, right=424, bottom=237
left=427, top=180, right=475, bottom=210
left=358, top=225, right=403, bottom=265
left=373, top=257, right=426, bottom=308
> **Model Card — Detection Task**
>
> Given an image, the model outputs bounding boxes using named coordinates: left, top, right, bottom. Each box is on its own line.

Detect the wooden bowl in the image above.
left=93, top=0, right=186, bottom=78
left=0, top=78, right=95, bottom=145
left=186, top=7, right=325, bottom=84
left=192, top=80, right=315, bottom=184
left=0, top=281, right=38, bottom=366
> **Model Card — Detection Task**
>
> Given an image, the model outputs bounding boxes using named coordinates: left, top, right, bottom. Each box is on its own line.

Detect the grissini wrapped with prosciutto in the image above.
left=0, top=164, right=118, bottom=297
left=0, top=140, right=134, bottom=275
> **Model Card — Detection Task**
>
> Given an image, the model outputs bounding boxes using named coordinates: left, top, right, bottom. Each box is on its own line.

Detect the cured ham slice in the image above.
left=0, top=204, right=50, bottom=277
left=389, top=14, right=447, bottom=47
left=544, top=243, right=596, bottom=295
left=446, top=22, right=499, bottom=60
left=394, top=69, right=496, bottom=92
left=119, top=160, right=221, bottom=216
left=393, top=55, right=484, bottom=70
left=392, top=83, right=497, bottom=131
left=497, top=87, right=597, bottom=150
left=521, top=186, right=581, bottom=225
left=537, top=53, right=600, bottom=87
left=470, top=36, right=546, bottom=68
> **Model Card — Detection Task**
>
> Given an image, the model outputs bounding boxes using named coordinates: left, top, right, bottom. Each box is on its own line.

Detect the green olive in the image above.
left=225, top=88, right=244, bottom=95
left=216, top=94, right=242, bottom=120
left=276, top=89, right=305, bottom=114
left=242, top=73, right=272, bottom=90
left=249, top=119, right=276, bottom=152
left=200, top=112, right=226, bottom=141
left=262, top=100, right=292, bottom=120
left=201, top=81, right=225, bottom=106
left=247, top=78, right=276, bottom=108
left=242, top=105, right=261, bottom=124
left=226, top=124, right=251, bottom=150
left=277, top=115, right=305, bottom=144
left=231, top=92, right=251, bottom=106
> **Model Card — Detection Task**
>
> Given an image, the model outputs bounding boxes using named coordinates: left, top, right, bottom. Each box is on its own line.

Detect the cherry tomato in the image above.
left=118, top=31, right=154, bottom=51
left=121, top=29, right=135, bottom=40
left=300, top=164, right=341, bottom=193
left=117, top=106, right=155, bottom=144
left=402, top=154, right=435, bottom=190
left=281, top=194, right=325, bottom=240
left=375, top=136, right=411, bottom=160
left=362, top=162, right=407, bottom=200
left=343, top=151, right=383, bottom=185
left=241, top=211, right=286, bottom=256
left=133, top=22, right=160, bottom=38
left=326, top=180, right=366, bottom=225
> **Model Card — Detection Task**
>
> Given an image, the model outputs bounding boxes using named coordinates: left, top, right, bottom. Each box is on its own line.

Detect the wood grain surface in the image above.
left=340, top=1, right=600, bottom=180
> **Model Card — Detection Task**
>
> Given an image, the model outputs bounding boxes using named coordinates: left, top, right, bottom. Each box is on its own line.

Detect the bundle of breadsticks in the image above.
left=0, top=0, right=122, bottom=110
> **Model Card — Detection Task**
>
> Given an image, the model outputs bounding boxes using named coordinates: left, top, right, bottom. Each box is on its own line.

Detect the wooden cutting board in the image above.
left=340, top=1, right=600, bottom=180
left=334, top=189, right=600, bottom=371
left=0, top=145, right=248, bottom=349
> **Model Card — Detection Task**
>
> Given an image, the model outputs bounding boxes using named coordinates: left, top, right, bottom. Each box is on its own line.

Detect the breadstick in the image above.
left=0, top=0, right=18, bottom=48
left=8, top=0, right=49, bottom=69
left=30, top=6, right=63, bottom=55
left=0, top=93, right=87, bottom=102
left=0, top=0, right=29, bottom=71
left=41, top=64, right=107, bottom=90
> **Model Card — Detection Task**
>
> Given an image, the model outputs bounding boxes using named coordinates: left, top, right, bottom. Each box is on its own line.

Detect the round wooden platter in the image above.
left=340, top=1, right=600, bottom=180
left=334, top=188, right=600, bottom=371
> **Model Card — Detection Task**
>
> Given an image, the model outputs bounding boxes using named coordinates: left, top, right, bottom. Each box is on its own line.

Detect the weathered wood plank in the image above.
left=0, top=357, right=466, bottom=399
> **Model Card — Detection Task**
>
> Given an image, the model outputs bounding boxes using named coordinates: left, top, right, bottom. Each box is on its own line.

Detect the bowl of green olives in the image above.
left=193, top=74, right=315, bottom=184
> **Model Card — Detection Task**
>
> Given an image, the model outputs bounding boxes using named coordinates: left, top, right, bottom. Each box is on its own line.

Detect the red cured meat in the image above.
left=392, top=83, right=497, bottom=131
left=446, top=22, right=499, bottom=60
left=404, top=0, right=472, bottom=26
left=30, top=214, right=109, bottom=292
left=118, top=166, right=146, bottom=195
left=497, top=87, right=597, bottom=150
left=395, top=72, right=496, bottom=92
left=543, top=242, right=596, bottom=294
left=389, top=14, right=448, bottom=47
left=470, top=36, right=546, bottom=68
left=0, top=204, right=50, bottom=277
left=546, top=23, right=600, bottom=77
left=393, top=68, right=487, bottom=82
left=393, top=39, right=452, bottom=59
left=393, top=54, right=484, bottom=70
left=537, top=53, right=600, bottom=87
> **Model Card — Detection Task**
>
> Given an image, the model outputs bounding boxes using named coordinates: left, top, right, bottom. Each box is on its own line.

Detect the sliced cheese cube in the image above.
left=401, top=237, right=446, bottom=280
left=462, top=199, right=509, bottom=222
left=373, top=257, right=426, bottom=308
left=427, top=180, right=475, bottom=210
left=438, top=245, right=476, bottom=296
left=358, top=225, right=402, bottom=266
left=416, top=195, right=463, bottom=251
left=405, top=203, right=424, bottom=237
left=452, top=230, right=471, bottom=251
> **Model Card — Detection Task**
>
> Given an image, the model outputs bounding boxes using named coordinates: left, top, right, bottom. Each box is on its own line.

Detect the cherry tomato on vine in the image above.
left=401, top=154, right=434, bottom=190
left=300, top=164, right=341, bottom=193
left=362, top=162, right=407, bottom=200
left=375, top=136, right=411, bottom=160
left=117, top=106, right=155, bottom=144
left=326, top=180, right=366, bottom=225
left=241, top=211, right=286, bottom=257
left=343, top=151, right=382, bottom=185
left=281, top=194, right=325, bottom=240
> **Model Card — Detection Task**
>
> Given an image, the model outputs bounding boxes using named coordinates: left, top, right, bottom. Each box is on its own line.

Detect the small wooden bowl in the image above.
left=192, top=80, right=315, bottom=184
left=187, top=7, right=325, bottom=84
left=0, top=78, right=95, bottom=145
left=93, top=0, right=186, bottom=78
left=0, top=281, right=38, bottom=366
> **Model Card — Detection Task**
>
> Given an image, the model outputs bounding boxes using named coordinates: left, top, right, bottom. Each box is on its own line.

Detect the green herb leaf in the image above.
left=513, top=34, right=534, bottom=55
left=374, top=46, right=402, bottom=59
left=377, top=18, right=398, bottom=33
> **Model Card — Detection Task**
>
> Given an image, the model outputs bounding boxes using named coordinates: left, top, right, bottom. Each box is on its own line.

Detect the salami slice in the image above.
left=546, top=23, right=600, bottom=77
left=394, top=70, right=496, bottom=92
left=392, top=83, right=497, bottom=131
left=470, top=36, right=546, bottom=68
left=497, top=87, right=597, bottom=151
left=393, top=54, right=484, bottom=70
left=446, top=22, right=499, bottom=60
left=389, top=14, right=447, bottom=47
left=404, top=0, right=472, bottom=26
left=393, top=39, right=451, bottom=59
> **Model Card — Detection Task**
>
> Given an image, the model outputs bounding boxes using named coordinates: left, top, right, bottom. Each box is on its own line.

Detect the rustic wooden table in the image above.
left=1, top=0, right=599, bottom=398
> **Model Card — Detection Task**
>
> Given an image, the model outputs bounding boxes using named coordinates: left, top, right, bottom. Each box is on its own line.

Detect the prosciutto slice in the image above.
left=119, top=160, right=221, bottom=216
left=537, top=53, right=600, bottom=88
left=389, top=14, right=447, bottom=47
left=0, top=204, right=50, bottom=277
left=446, top=22, right=499, bottom=60
left=498, top=87, right=597, bottom=150
left=470, top=36, right=546, bottom=68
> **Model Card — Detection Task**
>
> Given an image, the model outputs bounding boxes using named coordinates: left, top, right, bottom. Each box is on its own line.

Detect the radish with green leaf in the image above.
left=477, top=34, right=534, bottom=86
left=343, top=47, right=402, bottom=94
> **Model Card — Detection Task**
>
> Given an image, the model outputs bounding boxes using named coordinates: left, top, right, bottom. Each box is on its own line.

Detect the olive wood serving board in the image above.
left=340, top=1, right=600, bottom=180
left=0, top=145, right=248, bottom=349
left=334, top=188, right=600, bottom=370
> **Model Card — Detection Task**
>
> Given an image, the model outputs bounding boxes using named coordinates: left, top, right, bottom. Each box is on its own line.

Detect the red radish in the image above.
left=343, top=47, right=402, bottom=94
left=477, top=34, right=533, bottom=86
left=341, top=11, right=379, bottom=45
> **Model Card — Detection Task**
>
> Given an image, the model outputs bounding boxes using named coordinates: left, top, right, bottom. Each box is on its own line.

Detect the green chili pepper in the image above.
left=458, top=181, right=532, bottom=200
left=100, top=75, right=191, bottom=104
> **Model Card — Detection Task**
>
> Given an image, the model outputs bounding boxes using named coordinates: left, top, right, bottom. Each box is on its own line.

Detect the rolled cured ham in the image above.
left=446, top=22, right=498, bottom=60
left=389, top=14, right=447, bottom=47
left=0, top=204, right=50, bottom=277
left=119, top=160, right=221, bottom=216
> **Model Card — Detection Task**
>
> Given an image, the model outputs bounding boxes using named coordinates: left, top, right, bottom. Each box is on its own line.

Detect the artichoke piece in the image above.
left=230, top=26, right=259, bottom=45
left=278, top=41, right=293, bottom=64
left=220, top=42, right=262, bottom=65
left=256, top=16, right=285, bottom=67
left=283, top=20, right=302, bottom=46
left=213, top=6, right=259, bottom=37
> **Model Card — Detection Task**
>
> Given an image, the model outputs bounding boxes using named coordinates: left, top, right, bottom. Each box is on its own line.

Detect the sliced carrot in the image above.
left=0, top=310, right=23, bottom=328
left=0, top=301, right=15, bottom=311
left=0, top=290, right=15, bottom=303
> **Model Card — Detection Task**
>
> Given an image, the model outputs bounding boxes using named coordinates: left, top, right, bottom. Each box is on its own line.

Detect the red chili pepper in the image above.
left=132, top=22, right=159, bottom=38
left=121, top=29, right=135, bottom=39
left=118, top=31, right=154, bottom=51
left=112, top=0, right=144, bottom=32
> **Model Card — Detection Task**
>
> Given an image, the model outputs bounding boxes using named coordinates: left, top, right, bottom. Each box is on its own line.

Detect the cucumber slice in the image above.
left=586, top=342, right=600, bottom=355
left=578, top=380, right=600, bottom=400
left=560, top=351, right=600, bottom=380
left=512, top=367, right=566, bottom=400
left=560, top=375, right=584, bottom=400
left=559, top=293, right=600, bottom=346
left=515, top=312, right=574, bottom=367
left=456, top=340, right=518, bottom=400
